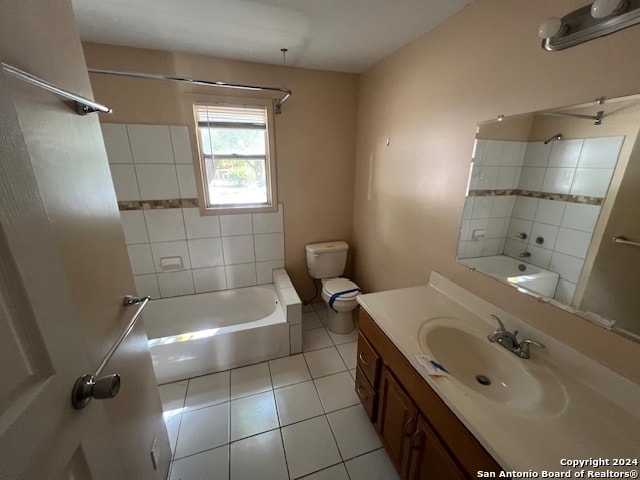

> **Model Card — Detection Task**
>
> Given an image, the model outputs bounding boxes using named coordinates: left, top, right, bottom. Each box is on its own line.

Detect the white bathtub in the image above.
left=145, top=283, right=291, bottom=384
left=460, top=255, right=560, bottom=298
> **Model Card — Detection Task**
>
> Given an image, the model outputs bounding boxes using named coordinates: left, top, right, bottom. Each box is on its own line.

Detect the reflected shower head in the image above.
left=544, top=133, right=562, bottom=144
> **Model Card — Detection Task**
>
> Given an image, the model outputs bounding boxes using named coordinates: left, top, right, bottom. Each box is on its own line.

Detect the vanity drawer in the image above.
left=355, top=366, right=377, bottom=421
left=357, top=331, right=380, bottom=387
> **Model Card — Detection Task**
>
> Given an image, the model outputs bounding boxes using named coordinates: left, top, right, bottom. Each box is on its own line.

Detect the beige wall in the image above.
left=353, top=0, right=640, bottom=382
left=83, top=43, right=359, bottom=300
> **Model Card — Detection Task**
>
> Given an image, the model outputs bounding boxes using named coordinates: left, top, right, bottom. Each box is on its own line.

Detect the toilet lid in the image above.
left=323, top=278, right=359, bottom=298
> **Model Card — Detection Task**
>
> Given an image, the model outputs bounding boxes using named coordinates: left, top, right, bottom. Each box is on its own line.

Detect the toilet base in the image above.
left=325, top=308, right=354, bottom=334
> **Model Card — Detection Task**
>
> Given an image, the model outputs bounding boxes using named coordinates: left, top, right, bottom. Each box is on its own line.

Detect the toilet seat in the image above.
left=322, top=278, right=359, bottom=299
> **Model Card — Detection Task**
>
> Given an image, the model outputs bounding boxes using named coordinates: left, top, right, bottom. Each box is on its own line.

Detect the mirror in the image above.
left=457, top=93, right=640, bottom=341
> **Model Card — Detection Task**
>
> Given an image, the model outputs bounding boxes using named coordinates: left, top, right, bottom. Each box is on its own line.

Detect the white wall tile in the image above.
left=151, top=241, right=191, bottom=272
left=482, top=238, right=503, bottom=256
left=472, top=139, right=485, bottom=164
left=523, top=141, right=551, bottom=167
left=183, top=208, right=221, bottom=239
left=170, top=126, right=194, bottom=164
left=529, top=222, right=559, bottom=250
left=133, top=274, right=160, bottom=299
left=252, top=205, right=283, bottom=234
left=548, top=139, right=583, bottom=167
left=470, top=196, right=493, bottom=219
left=101, top=124, right=133, bottom=164
left=549, top=252, right=584, bottom=284
left=109, top=164, right=141, bottom=201
left=554, top=278, right=577, bottom=304
left=512, top=196, right=538, bottom=221
left=561, top=203, right=600, bottom=233
left=222, top=235, right=255, bottom=264
left=135, top=164, right=180, bottom=200
left=518, top=167, right=545, bottom=191
left=257, top=260, right=285, bottom=285
left=489, top=196, right=515, bottom=218
left=542, top=167, right=575, bottom=194
left=127, top=124, right=174, bottom=164
left=225, top=264, right=257, bottom=289
left=501, top=141, right=527, bottom=166
left=120, top=210, right=149, bottom=244
left=462, top=197, right=474, bottom=219
left=496, top=166, right=521, bottom=189
left=188, top=238, right=224, bottom=268
left=220, top=214, right=253, bottom=236
left=471, top=166, right=499, bottom=190
left=524, top=244, right=552, bottom=269
left=127, top=244, right=155, bottom=274
left=534, top=199, right=566, bottom=226
left=193, top=266, right=227, bottom=293
left=255, top=233, right=285, bottom=262
left=157, top=270, right=195, bottom=297
left=176, top=164, right=198, bottom=198
left=485, top=218, right=508, bottom=239
left=555, top=228, right=591, bottom=258
left=481, top=140, right=504, bottom=166
left=570, top=168, right=613, bottom=197
left=506, top=218, right=533, bottom=241
left=144, top=209, right=186, bottom=242
left=578, top=136, right=624, bottom=169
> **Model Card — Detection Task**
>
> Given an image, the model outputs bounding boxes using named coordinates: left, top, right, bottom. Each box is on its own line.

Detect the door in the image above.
left=0, top=70, right=125, bottom=479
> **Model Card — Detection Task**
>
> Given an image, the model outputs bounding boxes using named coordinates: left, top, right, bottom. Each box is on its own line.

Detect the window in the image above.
left=193, top=100, right=277, bottom=213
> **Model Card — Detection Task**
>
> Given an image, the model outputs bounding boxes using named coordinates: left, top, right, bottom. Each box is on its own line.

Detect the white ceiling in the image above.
left=71, top=0, right=471, bottom=73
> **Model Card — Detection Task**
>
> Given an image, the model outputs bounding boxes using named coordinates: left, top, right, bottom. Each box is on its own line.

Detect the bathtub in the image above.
left=145, top=283, right=292, bottom=384
left=460, top=255, right=560, bottom=298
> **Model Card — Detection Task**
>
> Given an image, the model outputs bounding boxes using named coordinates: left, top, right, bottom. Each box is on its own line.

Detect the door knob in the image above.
left=71, top=373, right=121, bottom=410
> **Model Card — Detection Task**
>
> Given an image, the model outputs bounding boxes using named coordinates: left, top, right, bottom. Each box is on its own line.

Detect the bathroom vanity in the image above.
left=356, top=272, right=640, bottom=479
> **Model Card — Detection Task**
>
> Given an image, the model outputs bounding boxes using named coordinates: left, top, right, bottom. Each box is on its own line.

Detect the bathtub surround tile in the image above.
left=133, top=274, right=160, bottom=299
left=110, top=164, right=141, bottom=201
left=169, top=125, right=194, bottom=164
left=225, top=264, right=257, bottom=289
left=523, top=141, right=551, bottom=167
left=336, top=341, right=358, bottom=370
left=151, top=241, right=191, bottom=272
left=555, top=228, right=592, bottom=259
left=184, top=371, right=230, bottom=411
left=290, top=324, right=302, bottom=355
left=268, top=354, right=311, bottom=389
left=230, top=391, right=279, bottom=441
left=182, top=207, right=221, bottom=238
left=570, top=168, right=613, bottom=198
left=192, top=266, right=227, bottom=293
left=314, top=371, right=360, bottom=413
left=345, top=448, right=401, bottom=480
left=548, top=139, right=583, bottom=168
left=327, top=404, right=382, bottom=460
left=135, top=164, right=180, bottom=200
left=252, top=205, right=283, bottom=234
left=542, top=167, right=575, bottom=194
left=256, top=260, right=285, bottom=285
left=273, top=268, right=293, bottom=289
left=282, top=416, right=342, bottom=479
left=176, top=164, right=198, bottom=198
left=529, top=223, right=560, bottom=251
left=143, top=208, right=186, bottom=243
left=303, top=327, right=333, bottom=352
left=157, top=270, right=195, bottom=297
left=127, top=244, right=155, bottom=275
left=127, top=124, right=175, bottom=164
left=222, top=235, right=256, bottom=265
left=304, top=347, right=348, bottom=378
left=555, top=278, right=577, bottom=305
left=158, top=380, right=188, bottom=416
left=549, top=252, right=584, bottom=284
left=174, top=402, right=230, bottom=459
left=230, top=362, right=272, bottom=400
left=229, top=429, right=288, bottom=480
left=578, top=136, right=623, bottom=168
left=188, top=238, right=224, bottom=268
left=534, top=199, right=567, bottom=226
left=120, top=210, right=149, bottom=244
left=254, top=232, right=285, bottom=261
left=169, top=445, right=229, bottom=480
left=278, top=286, right=302, bottom=325
left=274, top=380, right=324, bottom=426
left=220, top=214, right=253, bottom=236
left=561, top=203, right=600, bottom=232
left=101, top=123, right=133, bottom=164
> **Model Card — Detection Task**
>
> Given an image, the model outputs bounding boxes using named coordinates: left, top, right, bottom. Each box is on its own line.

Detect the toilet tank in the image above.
left=305, top=241, right=349, bottom=279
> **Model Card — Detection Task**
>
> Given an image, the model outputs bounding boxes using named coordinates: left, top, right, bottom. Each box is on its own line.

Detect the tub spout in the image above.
left=519, top=251, right=531, bottom=258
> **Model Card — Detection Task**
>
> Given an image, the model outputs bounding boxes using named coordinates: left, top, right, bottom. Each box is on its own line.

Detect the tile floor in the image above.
left=158, top=304, right=400, bottom=480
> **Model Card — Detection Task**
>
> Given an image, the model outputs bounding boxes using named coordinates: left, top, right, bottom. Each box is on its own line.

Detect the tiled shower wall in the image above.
left=102, top=123, right=285, bottom=299
left=459, top=136, right=624, bottom=303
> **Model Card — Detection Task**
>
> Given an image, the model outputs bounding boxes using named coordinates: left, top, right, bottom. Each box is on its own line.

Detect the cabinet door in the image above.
left=377, top=367, right=418, bottom=478
left=408, top=416, right=467, bottom=480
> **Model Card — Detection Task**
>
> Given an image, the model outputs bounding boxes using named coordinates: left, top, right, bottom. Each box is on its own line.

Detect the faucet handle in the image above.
left=518, top=339, right=545, bottom=358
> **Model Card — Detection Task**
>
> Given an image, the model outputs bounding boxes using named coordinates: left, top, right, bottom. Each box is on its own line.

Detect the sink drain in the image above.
left=475, top=374, right=491, bottom=386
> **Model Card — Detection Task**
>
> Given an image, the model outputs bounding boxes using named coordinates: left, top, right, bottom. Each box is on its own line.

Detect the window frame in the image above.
left=191, top=96, right=278, bottom=215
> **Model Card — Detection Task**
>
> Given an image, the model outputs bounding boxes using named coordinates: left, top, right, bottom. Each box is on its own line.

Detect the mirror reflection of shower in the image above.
left=543, top=133, right=562, bottom=144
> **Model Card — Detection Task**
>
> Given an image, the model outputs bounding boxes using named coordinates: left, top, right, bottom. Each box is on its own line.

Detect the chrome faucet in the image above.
left=519, top=251, right=531, bottom=258
left=487, top=314, right=545, bottom=359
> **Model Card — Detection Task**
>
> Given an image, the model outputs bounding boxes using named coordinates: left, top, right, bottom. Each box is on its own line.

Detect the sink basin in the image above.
left=418, top=317, right=568, bottom=417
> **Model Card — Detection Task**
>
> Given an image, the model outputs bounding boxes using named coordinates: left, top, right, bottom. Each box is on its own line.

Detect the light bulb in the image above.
left=591, top=0, right=625, bottom=18
left=538, top=17, right=564, bottom=39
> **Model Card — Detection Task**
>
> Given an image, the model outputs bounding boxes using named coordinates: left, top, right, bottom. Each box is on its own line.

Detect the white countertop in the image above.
left=357, top=272, right=640, bottom=474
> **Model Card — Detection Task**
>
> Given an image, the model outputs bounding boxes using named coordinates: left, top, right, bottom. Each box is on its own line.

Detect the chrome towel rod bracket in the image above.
left=71, top=295, right=150, bottom=410
left=1, top=62, right=112, bottom=115
left=612, top=235, right=640, bottom=247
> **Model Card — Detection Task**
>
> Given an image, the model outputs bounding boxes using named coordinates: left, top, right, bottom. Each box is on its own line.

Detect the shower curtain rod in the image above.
left=88, top=68, right=292, bottom=114
left=542, top=110, right=604, bottom=125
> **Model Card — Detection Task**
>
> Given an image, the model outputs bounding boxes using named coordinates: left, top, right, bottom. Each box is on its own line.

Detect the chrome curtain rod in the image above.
left=542, top=110, right=604, bottom=125
left=88, top=68, right=292, bottom=114
left=1, top=62, right=112, bottom=115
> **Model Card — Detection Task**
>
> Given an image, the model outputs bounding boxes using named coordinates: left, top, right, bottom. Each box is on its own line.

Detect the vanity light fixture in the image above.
left=538, top=0, right=640, bottom=51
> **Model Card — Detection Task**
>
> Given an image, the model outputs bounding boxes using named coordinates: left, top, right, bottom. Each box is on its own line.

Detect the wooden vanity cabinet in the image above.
left=357, top=308, right=502, bottom=479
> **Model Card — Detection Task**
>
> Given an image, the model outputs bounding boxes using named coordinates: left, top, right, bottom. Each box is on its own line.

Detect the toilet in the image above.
left=305, top=241, right=360, bottom=334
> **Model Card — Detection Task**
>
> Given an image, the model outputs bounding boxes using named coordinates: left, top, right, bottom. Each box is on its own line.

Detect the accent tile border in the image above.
left=118, top=198, right=199, bottom=210
left=468, top=189, right=603, bottom=206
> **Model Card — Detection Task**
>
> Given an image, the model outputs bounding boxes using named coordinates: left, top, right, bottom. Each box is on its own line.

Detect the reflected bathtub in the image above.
left=145, top=284, right=290, bottom=384
left=460, top=255, right=560, bottom=297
